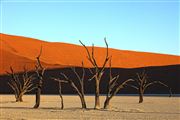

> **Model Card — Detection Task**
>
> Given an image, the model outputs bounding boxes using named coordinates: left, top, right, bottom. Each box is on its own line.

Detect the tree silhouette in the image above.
left=128, top=71, right=172, bottom=103
left=33, top=47, right=45, bottom=108
left=80, top=38, right=109, bottom=109
left=104, top=58, right=134, bottom=109
left=52, top=78, right=67, bottom=109
left=55, top=62, right=87, bottom=109
left=7, top=66, right=35, bottom=102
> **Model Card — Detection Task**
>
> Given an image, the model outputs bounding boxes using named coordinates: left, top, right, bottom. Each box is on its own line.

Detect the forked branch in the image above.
left=7, top=66, right=35, bottom=102
left=104, top=57, right=134, bottom=109
left=80, top=38, right=109, bottom=109
left=33, top=47, right=45, bottom=108
left=54, top=62, right=87, bottom=109
left=128, top=71, right=172, bottom=103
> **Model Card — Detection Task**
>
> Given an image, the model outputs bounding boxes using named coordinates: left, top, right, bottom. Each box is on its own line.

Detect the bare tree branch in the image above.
left=80, top=39, right=109, bottom=109
left=52, top=77, right=67, bottom=109
left=33, top=47, right=45, bottom=108
left=7, top=67, right=35, bottom=102
left=129, top=71, right=172, bottom=103
left=104, top=57, right=134, bottom=109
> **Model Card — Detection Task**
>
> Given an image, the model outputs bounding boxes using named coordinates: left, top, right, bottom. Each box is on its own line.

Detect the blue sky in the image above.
left=0, top=0, right=179, bottom=55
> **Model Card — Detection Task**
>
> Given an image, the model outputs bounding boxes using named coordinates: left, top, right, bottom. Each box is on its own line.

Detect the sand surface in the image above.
left=1, top=33, right=180, bottom=74
left=0, top=95, right=179, bottom=120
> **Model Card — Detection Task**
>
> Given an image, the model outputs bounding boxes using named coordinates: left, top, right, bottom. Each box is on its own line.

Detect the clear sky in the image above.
left=0, top=0, right=179, bottom=55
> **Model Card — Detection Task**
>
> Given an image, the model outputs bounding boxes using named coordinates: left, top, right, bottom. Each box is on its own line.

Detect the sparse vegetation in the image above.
left=7, top=66, right=35, bottom=102
left=5, top=40, right=173, bottom=111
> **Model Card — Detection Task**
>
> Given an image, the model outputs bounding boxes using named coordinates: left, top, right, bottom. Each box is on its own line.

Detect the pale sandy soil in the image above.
left=0, top=95, right=179, bottom=120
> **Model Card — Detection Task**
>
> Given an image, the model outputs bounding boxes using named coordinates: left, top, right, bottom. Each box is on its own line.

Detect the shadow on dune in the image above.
left=0, top=65, right=179, bottom=94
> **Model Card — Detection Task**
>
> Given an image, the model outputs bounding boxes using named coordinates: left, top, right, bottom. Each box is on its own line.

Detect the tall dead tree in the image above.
left=59, top=62, right=87, bottom=109
left=52, top=78, right=67, bottom=109
left=104, top=58, right=134, bottom=109
left=128, top=71, right=172, bottom=103
left=7, top=66, right=35, bottom=102
left=33, top=48, right=45, bottom=108
left=80, top=38, right=109, bottom=109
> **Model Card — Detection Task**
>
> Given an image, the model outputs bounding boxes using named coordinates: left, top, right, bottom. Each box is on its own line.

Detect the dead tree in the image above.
left=104, top=58, right=134, bottom=109
left=59, top=62, right=87, bottom=109
left=7, top=66, right=35, bottom=102
left=33, top=48, right=45, bottom=108
left=128, top=71, right=172, bottom=103
left=52, top=78, right=67, bottom=109
left=80, top=38, right=109, bottom=109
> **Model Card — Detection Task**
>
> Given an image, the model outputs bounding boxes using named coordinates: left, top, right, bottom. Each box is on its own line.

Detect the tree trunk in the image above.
left=139, top=88, right=143, bottom=103
left=94, top=79, right=100, bottom=109
left=60, top=95, right=64, bottom=109
left=16, top=95, right=23, bottom=102
left=80, top=95, right=86, bottom=109
left=34, top=87, right=41, bottom=108
left=59, top=83, right=64, bottom=109
left=104, top=97, right=111, bottom=109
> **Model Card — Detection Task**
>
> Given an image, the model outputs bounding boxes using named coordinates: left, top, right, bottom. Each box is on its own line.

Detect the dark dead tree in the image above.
left=128, top=71, right=172, bottom=103
left=104, top=58, right=134, bottom=109
left=80, top=38, right=109, bottom=109
left=7, top=66, right=35, bottom=102
left=52, top=78, right=67, bottom=109
left=33, top=47, right=45, bottom=108
left=60, top=62, right=87, bottom=109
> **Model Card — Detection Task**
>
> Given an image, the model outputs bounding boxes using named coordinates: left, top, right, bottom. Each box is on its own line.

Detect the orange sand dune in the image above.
left=0, top=33, right=179, bottom=74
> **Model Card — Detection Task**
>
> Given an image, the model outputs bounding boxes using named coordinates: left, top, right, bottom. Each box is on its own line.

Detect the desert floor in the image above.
left=0, top=95, right=179, bottom=120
